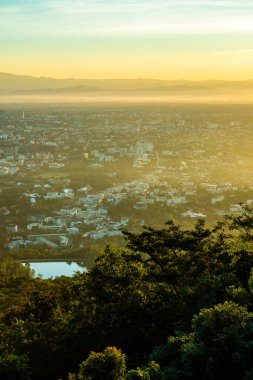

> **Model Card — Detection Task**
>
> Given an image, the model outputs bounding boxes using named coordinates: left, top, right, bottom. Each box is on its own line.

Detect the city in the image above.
left=1, top=103, right=253, bottom=262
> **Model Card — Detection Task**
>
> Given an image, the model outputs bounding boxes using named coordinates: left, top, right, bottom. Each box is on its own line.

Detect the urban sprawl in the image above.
left=0, top=104, right=253, bottom=256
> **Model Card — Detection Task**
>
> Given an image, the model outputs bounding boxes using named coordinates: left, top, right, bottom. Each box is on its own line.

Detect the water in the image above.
left=24, top=262, right=86, bottom=279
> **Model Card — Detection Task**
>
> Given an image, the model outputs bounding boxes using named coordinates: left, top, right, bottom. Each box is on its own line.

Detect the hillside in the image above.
left=2, top=72, right=253, bottom=97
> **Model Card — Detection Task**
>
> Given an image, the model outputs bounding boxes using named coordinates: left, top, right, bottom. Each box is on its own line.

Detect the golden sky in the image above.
left=1, top=0, right=253, bottom=80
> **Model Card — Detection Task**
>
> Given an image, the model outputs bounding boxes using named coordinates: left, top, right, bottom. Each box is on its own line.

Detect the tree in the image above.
left=126, top=361, right=160, bottom=380
left=2, top=210, right=253, bottom=380
left=225, top=203, right=253, bottom=240
left=0, top=353, right=31, bottom=380
left=0, top=258, right=34, bottom=279
left=69, top=245, right=158, bottom=364
left=77, top=347, right=126, bottom=380
left=152, top=301, right=253, bottom=380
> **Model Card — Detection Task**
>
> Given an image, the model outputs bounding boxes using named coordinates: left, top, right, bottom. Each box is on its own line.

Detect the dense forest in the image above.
left=2, top=205, right=253, bottom=379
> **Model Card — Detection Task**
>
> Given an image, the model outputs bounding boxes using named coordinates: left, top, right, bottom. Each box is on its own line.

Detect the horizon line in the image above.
left=1, top=71, right=253, bottom=83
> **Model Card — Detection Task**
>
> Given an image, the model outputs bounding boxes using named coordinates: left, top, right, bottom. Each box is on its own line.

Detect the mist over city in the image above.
left=2, top=1, right=253, bottom=380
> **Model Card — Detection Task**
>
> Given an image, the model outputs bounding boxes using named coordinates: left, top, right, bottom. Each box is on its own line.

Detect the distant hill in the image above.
left=12, top=85, right=103, bottom=95
left=1, top=72, right=253, bottom=98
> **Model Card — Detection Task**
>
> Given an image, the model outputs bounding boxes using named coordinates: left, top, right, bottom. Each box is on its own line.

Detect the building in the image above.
left=6, top=224, right=18, bottom=233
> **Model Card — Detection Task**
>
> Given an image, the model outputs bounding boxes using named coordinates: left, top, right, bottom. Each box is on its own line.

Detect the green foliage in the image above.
left=0, top=258, right=36, bottom=313
left=77, top=347, right=126, bottom=380
left=126, top=361, right=160, bottom=380
left=0, top=257, right=34, bottom=279
left=226, top=203, right=253, bottom=240
left=2, top=206, right=253, bottom=379
left=152, top=302, right=253, bottom=380
left=0, top=353, right=31, bottom=380
left=68, top=374, right=77, bottom=380
left=127, top=368, right=151, bottom=380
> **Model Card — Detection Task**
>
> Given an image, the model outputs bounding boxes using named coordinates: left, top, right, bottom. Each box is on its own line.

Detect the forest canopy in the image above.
left=1, top=205, right=253, bottom=379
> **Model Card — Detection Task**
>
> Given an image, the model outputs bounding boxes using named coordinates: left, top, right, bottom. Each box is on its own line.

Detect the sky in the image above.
left=1, top=0, right=253, bottom=80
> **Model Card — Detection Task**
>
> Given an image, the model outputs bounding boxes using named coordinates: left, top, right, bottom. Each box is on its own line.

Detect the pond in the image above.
left=23, top=261, right=87, bottom=279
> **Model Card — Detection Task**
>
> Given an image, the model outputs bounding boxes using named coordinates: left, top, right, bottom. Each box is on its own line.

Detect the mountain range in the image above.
left=1, top=72, right=253, bottom=97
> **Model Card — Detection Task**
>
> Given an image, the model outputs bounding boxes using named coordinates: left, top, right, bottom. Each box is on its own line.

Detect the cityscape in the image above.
left=2, top=1, right=253, bottom=379
left=1, top=104, right=253, bottom=259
